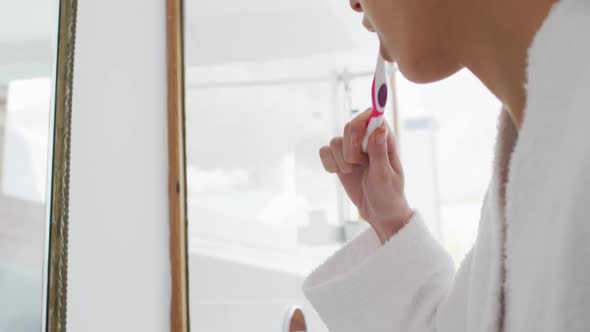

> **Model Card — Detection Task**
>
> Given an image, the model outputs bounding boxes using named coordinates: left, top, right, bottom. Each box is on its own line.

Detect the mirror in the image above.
left=0, top=1, right=77, bottom=331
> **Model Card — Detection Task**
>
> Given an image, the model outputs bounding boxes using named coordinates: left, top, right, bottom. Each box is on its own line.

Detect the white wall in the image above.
left=67, top=1, right=170, bottom=331
left=189, top=255, right=326, bottom=331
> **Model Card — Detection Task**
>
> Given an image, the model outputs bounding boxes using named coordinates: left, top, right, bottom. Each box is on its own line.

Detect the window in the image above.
left=185, top=64, right=500, bottom=265
left=184, top=55, right=376, bottom=271
left=396, top=70, right=501, bottom=262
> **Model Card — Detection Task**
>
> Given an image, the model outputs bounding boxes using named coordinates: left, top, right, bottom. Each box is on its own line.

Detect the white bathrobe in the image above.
left=302, top=0, right=590, bottom=331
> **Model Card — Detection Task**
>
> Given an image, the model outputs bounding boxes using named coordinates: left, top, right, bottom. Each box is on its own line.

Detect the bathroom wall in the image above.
left=67, top=0, right=170, bottom=330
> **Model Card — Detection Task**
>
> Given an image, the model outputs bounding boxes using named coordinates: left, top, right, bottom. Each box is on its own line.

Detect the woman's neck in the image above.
left=453, top=0, right=558, bottom=129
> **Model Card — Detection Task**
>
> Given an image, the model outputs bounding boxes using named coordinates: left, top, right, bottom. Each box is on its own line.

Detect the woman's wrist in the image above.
left=375, top=209, right=414, bottom=244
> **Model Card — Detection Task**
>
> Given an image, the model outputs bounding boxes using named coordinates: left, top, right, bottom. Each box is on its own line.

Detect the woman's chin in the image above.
left=397, top=58, right=462, bottom=84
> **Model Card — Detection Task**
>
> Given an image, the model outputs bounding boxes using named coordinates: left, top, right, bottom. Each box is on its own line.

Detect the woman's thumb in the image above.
left=367, top=126, right=392, bottom=176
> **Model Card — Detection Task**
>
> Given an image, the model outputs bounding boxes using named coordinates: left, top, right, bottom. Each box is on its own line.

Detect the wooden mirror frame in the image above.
left=166, top=0, right=190, bottom=331
left=44, top=0, right=79, bottom=331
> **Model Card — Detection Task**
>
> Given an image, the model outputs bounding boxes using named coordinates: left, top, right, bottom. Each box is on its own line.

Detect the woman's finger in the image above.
left=330, top=137, right=354, bottom=174
left=367, top=125, right=393, bottom=179
left=386, top=126, right=404, bottom=177
left=319, top=146, right=339, bottom=173
left=342, top=122, right=353, bottom=162
left=349, top=108, right=371, bottom=142
left=343, top=108, right=371, bottom=165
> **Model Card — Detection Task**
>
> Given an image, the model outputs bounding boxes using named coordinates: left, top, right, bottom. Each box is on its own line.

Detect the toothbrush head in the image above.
left=368, top=54, right=388, bottom=123
left=362, top=54, right=388, bottom=152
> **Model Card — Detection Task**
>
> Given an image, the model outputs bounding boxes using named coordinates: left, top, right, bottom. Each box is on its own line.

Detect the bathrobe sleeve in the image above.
left=302, top=212, right=472, bottom=332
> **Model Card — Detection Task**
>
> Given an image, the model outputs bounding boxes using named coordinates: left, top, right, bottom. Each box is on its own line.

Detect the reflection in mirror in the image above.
left=0, top=1, right=58, bottom=330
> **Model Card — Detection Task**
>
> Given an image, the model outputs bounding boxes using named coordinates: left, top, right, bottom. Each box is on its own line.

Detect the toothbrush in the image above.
left=362, top=54, right=388, bottom=153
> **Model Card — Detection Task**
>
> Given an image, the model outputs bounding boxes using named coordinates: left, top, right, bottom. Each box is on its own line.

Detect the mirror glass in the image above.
left=0, top=1, right=58, bottom=330
left=183, top=0, right=499, bottom=330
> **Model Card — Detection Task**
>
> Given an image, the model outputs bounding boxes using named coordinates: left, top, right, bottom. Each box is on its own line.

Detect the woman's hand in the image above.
left=319, top=109, right=413, bottom=243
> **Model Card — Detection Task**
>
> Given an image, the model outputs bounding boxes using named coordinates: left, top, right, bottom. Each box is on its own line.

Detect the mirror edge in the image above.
left=44, top=0, right=78, bottom=331
left=167, top=0, right=191, bottom=331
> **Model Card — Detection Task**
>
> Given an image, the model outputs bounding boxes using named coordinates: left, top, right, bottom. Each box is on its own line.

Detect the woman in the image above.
left=302, top=0, right=590, bottom=331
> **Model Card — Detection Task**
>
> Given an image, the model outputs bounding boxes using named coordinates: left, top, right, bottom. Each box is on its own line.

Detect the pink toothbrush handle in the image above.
left=362, top=74, right=387, bottom=152
left=366, top=76, right=382, bottom=125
